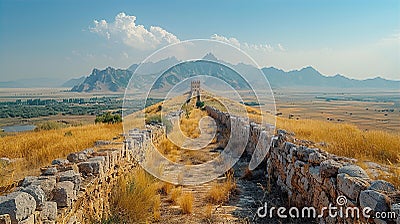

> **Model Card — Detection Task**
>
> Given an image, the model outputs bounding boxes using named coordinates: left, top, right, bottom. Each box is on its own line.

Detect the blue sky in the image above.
left=0, top=0, right=399, bottom=81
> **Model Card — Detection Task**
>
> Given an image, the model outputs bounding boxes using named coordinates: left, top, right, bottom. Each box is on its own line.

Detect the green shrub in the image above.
left=145, top=114, right=162, bottom=125
left=196, top=101, right=205, bottom=108
left=95, top=112, right=122, bottom=124
left=35, top=121, right=65, bottom=131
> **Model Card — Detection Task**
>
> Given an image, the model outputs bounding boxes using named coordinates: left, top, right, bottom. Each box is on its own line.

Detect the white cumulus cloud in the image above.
left=211, top=34, right=282, bottom=53
left=90, top=12, right=180, bottom=50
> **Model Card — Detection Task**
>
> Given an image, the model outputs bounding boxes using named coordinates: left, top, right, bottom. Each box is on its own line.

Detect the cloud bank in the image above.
left=90, top=12, right=180, bottom=50
left=211, top=34, right=281, bottom=52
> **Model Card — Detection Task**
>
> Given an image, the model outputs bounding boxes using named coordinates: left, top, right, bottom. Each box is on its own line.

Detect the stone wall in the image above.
left=1, top=106, right=399, bottom=224
left=0, top=129, right=148, bottom=224
left=206, top=106, right=400, bottom=224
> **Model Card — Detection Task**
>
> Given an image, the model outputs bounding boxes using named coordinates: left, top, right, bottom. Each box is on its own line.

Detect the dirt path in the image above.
left=156, top=154, right=317, bottom=224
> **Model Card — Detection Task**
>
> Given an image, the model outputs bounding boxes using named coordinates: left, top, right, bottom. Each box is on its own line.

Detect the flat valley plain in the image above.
left=0, top=87, right=399, bottom=134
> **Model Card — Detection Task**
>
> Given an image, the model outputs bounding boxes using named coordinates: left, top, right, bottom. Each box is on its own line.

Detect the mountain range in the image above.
left=68, top=53, right=399, bottom=92
left=1, top=53, right=398, bottom=90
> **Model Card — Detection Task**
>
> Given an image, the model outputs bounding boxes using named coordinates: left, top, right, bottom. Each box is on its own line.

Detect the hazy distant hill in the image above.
left=0, top=78, right=66, bottom=88
left=70, top=53, right=399, bottom=92
left=71, top=67, right=132, bottom=92
left=262, top=66, right=400, bottom=89
left=61, top=76, right=85, bottom=87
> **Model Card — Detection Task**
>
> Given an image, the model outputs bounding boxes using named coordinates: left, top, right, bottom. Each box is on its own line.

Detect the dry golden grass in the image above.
left=203, top=204, right=214, bottom=221
left=159, top=181, right=174, bottom=195
left=207, top=170, right=237, bottom=204
left=0, top=123, right=122, bottom=187
left=178, top=192, right=194, bottom=214
left=153, top=194, right=161, bottom=221
left=169, top=186, right=183, bottom=204
left=276, top=117, right=400, bottom=165
left=180, top=108, right=208, bottom=139
left=110, top=168, right=160, bottom=223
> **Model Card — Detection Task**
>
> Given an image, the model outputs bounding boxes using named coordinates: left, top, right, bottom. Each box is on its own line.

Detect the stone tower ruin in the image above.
left=190, top=80, right=200, bottom=97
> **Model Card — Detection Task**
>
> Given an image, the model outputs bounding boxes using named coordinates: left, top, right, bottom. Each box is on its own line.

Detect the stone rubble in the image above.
left=0, top=106, right=398, bottom=224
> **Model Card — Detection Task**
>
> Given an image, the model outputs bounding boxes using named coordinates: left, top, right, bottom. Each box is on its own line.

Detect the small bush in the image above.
left=179, top=192, right=194, bottom=214
left=95, top=112, right=122, bottom=124
left=196, top=101, right=205, bottom=108
left=168, top=186, right=182, bottom=204
left=145, top=114, right=162, bottom=125
left=207, top=170, right=237, bottom=204
left=64, top=131, right=73, bottom=137
left=110, top=169, right=159, bottom=222
left=203, top=204, right=214, bottom=221
left=35, top=121, right=65, bottom=131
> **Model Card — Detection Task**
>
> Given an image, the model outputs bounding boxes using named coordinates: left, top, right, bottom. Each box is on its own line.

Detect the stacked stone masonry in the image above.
left=1, top=107, right=399, bottom=224
left=206, top=106, right=400, bottom=224
left=0, top=132, right=146, bottom=224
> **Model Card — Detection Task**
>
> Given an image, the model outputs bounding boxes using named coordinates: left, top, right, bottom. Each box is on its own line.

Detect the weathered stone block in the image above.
left=21, top=176, right=38, bottom=187
left=78, top=160, right=103, bottom=176
left=89, top=156, right=108, bottom=173
left=0, top=191, right=36, bottom=223
left=41, top=166, right=57, bottom=176
left=368, top=180, right=396, bottom=193
left=58, top=170, right=81, bottom=191
left=309, top=166, right=323, bottom=184
left=51, top=158, right=69, bottom=166
left=337, top=173, right=370, bottom=201
left=52, top=181, right=76, bottom=208
left=21, top=185, right=45, bottom=208
left=320, top=159, right=342, bottom=178
left=32, top=177, right=57, bottom=200
left=80, top=148, right=94, bottom=156
left=392, top=203, right=400, bottom=217
left=308, top=152, right=326, bottom=165
left=67, top=152, right=87, bottom=163
left=41, top=201, right=57, bottom=221
left=360, top=190, right=390, bottom=212
left=338, top=165, right=369, bottom=179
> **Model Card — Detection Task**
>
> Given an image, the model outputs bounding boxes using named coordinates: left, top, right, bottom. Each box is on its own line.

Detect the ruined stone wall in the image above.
left=205, top=106, right=400, bottom=224
left=0, top=129, right=149, bottom=224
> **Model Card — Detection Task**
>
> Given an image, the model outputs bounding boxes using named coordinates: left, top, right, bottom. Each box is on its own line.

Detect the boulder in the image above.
left=0, top=191, right=36, bottom=223
left=337, top=173, right=370, bottom=201
left=51, top=158, right=69, bottom=166
left=338, top=165, right=369, bottom=179
left=67, top=152, right=87, bottom=163
left=78, top=156, right=107, bottom=177
left=308, top=152, right=326, bottom=165
left=52, top=181, right=76, bottom=208
left=41, top=201, right=57, bottom=221
left=21, top=176, right=38, bottom=187
left=320, top=159, right=342, bottom=178
left=360, top=190, right=390, bottom=212
left=31, top=177, right=57, bottom=200
left=368, top=180, right=396, bottom=193
left=81, top=148, right=94, bottom=155
left=41, top=167, right=57, bottom=176
left=20, top=185, right=46, bottom=208
left=58, top=170, right=81, bottom=191
left=309, top=166, right=323, bottom=183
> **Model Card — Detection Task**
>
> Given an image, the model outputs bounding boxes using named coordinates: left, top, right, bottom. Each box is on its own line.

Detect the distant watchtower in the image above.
left=190, top=80, right=200, bottom=97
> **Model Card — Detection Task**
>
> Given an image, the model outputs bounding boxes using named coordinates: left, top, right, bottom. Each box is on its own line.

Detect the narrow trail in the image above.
left=156, top=107, right=317, bottom=223
left=157, top=154, right=318, bottom=224
left=157, top=155, right=298, bottom=224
